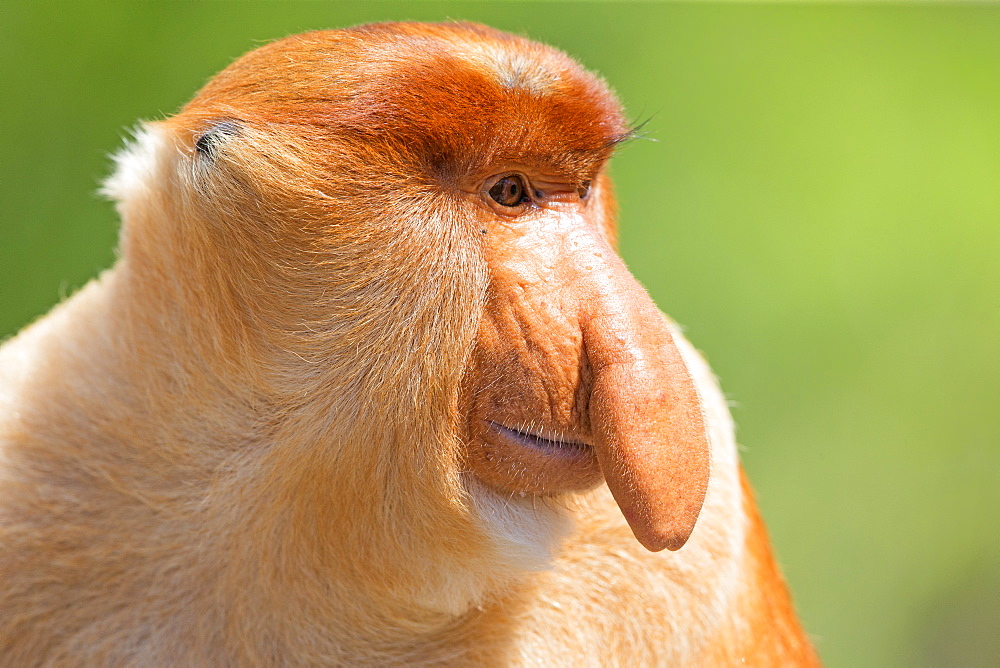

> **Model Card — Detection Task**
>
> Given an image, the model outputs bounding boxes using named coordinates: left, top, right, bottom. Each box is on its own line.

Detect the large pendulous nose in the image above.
left=579, top=247, right=710, bottom=552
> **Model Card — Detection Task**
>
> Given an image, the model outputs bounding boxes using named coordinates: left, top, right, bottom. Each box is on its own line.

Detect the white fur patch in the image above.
left=453, top=42, right=560, bottom=94
left=100, top=124, right=169, bottom=208
left=464, top=474, right=574, bottom=572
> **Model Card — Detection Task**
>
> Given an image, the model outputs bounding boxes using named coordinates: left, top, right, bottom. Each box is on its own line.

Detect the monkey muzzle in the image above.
left=462, top=203, right=710, bottom=552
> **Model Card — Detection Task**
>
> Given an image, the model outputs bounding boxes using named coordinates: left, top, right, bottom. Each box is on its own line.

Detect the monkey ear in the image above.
left=194, top=120, right=242, bottom=160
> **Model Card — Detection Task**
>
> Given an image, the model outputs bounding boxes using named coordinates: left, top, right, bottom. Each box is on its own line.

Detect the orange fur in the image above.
left=0, top=22, right=817, bottom=665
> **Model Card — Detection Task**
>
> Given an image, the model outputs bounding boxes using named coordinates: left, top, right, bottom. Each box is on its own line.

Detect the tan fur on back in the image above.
left=0, top=23, right=817, bottom=665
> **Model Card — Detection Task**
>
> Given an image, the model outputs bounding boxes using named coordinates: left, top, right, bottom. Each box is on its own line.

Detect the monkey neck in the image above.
left=5, top=256, right=537, bottom=652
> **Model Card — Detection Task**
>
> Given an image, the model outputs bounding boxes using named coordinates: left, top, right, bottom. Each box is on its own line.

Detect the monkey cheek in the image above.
left=462, top=418, right=604, bottom=496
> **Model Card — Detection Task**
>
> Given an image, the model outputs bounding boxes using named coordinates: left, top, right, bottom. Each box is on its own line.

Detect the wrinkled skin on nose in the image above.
left=462, top=186, right=711, bottom=552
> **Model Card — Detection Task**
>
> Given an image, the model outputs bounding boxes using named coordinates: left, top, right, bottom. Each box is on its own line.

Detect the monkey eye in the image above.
left=488, top=175, right=531, bottom=208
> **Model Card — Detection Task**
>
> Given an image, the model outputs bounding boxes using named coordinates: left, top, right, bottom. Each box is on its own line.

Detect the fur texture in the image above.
left=0, top=22, right=817, bottom=665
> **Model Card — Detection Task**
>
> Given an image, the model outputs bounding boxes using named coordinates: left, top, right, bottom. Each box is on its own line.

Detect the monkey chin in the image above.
left=464, top=416, right=605, bottom=497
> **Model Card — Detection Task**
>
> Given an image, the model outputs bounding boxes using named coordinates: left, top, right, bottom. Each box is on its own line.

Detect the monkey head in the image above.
left=107, top=23, right=709, bottom=568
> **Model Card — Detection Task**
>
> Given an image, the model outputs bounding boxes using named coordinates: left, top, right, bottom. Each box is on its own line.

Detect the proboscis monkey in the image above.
left=0, top=22, right=818, bottom=665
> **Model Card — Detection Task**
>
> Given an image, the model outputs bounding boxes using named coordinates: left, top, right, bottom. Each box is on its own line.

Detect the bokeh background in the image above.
left=2, top=2, right=998, bottom=664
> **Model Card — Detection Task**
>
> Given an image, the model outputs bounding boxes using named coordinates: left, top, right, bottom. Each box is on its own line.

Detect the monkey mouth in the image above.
left=487, top=421, right=593, bottom=460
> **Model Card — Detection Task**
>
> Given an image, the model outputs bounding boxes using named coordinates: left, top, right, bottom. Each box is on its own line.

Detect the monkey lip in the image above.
left=468, top=419, right=604, bottom=495
left=487, top=421, right=593, bottom=460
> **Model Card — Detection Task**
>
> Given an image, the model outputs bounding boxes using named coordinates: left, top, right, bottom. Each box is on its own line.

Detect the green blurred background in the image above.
left=2, top=2, right=998, bottom=664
